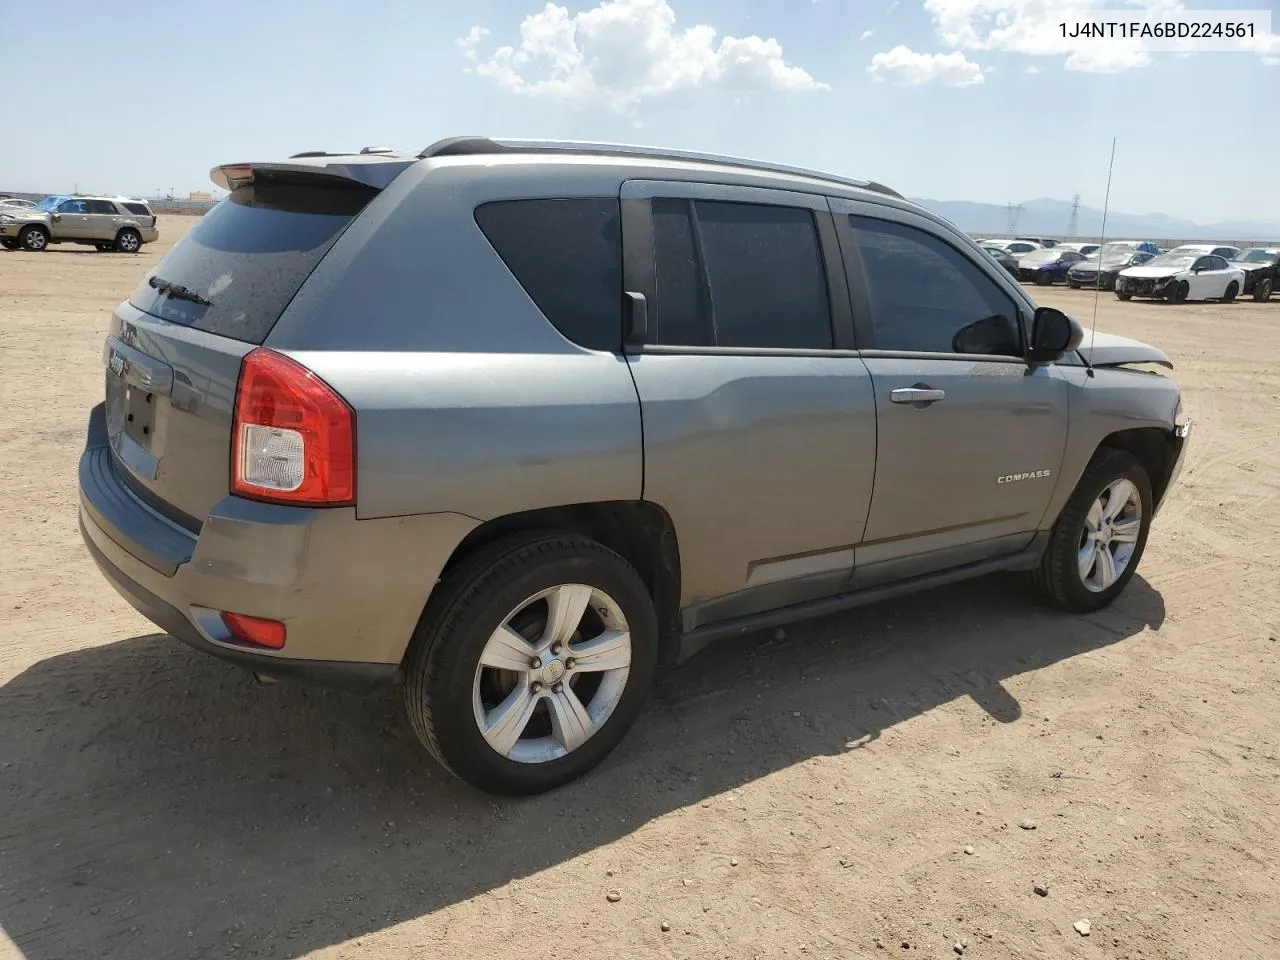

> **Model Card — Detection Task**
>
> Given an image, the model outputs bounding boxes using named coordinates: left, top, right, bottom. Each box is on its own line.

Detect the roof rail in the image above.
left=417, top=136, right=902, bottom=199
left=290, top=150, right=340, bottom=158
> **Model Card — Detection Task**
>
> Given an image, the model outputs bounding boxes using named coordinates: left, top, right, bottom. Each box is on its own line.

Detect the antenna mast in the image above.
left=1088, top=138, right=1118, bottom=372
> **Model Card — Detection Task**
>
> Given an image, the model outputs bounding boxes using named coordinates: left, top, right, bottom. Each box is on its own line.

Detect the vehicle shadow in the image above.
left=0, top=574, right=1164, bottom=960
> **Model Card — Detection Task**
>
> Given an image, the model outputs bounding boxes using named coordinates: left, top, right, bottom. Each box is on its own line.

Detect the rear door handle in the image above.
left=890, top=387, right=946, bottom=405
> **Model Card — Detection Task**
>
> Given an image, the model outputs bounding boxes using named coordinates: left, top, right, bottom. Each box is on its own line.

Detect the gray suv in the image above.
left=78, top=138, right=1191, bottom=795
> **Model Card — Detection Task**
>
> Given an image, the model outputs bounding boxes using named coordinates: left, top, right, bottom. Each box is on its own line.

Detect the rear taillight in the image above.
left=231, top=348, right=355, bottom=506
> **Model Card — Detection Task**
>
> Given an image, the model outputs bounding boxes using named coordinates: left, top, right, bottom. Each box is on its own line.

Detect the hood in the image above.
left=1076, top=331, right=1172, bottom=369
left=1119, top=264, right=1182, bottom=279
left=1232, top=260, right=1275, bottom=274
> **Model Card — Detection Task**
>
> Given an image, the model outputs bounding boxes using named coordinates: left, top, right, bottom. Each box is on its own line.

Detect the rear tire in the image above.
left=402, top=533, right=659, bottom=796
left=18, top=225, right=48, bottom=251
left=1033, top=448, right=1152, bottom=613
left=1255, top=278, right=1273, bottom=302
left=1221, top=281, right=1238, bottom=303
left=95, top=243, right=114, bottom=252
left=114, top=228, right=141, bottom=253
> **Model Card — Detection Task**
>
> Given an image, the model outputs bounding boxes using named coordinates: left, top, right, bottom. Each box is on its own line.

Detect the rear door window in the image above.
left=650, top=198, right=832, bottom=350
left=122, top=202, right=151, bottom=216
left=474, top=198, right=623, bottom=352
left=88, top=199, right=119, bottom=214
left=128, top=180, right=373, bottom=345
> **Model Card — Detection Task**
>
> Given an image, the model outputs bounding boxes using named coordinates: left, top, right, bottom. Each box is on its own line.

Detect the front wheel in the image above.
left=1035, top=270, right=1054, bottom=286
left=1033, top=448, right=1152, bottom=612
left=402, top=534, right=659, bottom=795
left=0, top=238, right=15, bottom=250
left=1255, top=278, right=1273, bottom=302
left=1068, top=279, right=1081, bottom=289
left=95, top=243, right=114, bottom=252
left=1221, top=281, right=1238, bottom=303
left=1116, top=291, right=1132, bottom=301
left=1166, top=280, right=1189, bottom=304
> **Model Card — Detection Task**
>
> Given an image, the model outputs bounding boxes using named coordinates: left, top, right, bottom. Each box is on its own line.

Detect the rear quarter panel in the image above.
left=270, top=160, right=644, bottom=522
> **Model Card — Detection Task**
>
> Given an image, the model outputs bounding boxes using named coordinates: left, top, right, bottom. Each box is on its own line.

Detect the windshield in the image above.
left=1020, top=249, right=1061, bottom=263
left=33, top=195, right=64, bottom=212
left=1143, top=253, right=1197, bottom=270
left=1166, top=246, right=1209, bottom=257
left=1235, top=248, right=1279, bottom=264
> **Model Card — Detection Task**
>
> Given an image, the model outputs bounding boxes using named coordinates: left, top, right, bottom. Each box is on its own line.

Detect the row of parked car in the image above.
left=979, top=236, right=1278, bottom=303
left=0, top=194, right=159, bottom=252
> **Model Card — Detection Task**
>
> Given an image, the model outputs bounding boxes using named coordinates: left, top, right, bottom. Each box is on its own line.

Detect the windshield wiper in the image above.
left=148, top=275, right=211, bottom=306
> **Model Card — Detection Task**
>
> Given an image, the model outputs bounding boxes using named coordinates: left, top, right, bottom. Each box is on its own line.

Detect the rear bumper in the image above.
left=78, top=403, right=478, bottom=687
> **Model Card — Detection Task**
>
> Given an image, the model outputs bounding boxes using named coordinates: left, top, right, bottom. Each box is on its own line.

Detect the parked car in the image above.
left=78, top=137, right=1191, bottom=795
left=0, top=194, right=158, bottom=252
left=988, top=239, right=1043, bottom=257
left=1016, top=236, right=1058, bottom=248
left=980, top=244, right=1020, bottom=277
left=1057, top=242, right=1100, bottom=257
left=1018, top=247, right=1088, bottom=284
left=0, top=197, right=35, bottom=209
left=1229, top=247, right=1279, bottom=302
left=1067, top=241, right=1159, bottom=290
left=1164, top=243, right=1241, bottom=261
left=1115, top=250, right=1246, bottom=303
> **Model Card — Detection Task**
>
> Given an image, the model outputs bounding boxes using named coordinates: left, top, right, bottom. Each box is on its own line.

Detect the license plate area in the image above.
left=105, top=370, right=163, bottom=479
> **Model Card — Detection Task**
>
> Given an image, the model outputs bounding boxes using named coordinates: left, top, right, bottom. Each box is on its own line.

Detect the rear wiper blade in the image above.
left=148, top=275, right=211, bottom=306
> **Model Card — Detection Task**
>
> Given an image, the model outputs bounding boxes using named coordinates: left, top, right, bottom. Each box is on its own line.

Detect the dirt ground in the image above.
left=1, top=218, right=1278, bottom=960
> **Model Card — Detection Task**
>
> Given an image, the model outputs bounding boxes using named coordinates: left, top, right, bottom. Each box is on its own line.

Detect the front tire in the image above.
left=1222, top=281, right=1238, bottom=303
left=1166, top=280, right=1189, bottom=304
left=1035, top=270, right=1054, bottom=286
left=1116, top=292, right=1132, bottom=301
left=18, top=225, right=48, bottom=251
left=403, top=534, right=659, bottom=795
left=114, top=228, right=142, bottom=253
left=1255, top=278, right=1273, bottom=302
left=1068, top=279, right=1081, bottom=289
left=1033, top=448, right=1152, bottom=612
left=95, top=242, right=114, bottom=252
left=0, top=238, right=15, bottom=250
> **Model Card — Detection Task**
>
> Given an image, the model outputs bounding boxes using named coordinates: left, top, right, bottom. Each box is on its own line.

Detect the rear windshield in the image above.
left=128, top=178, right=373, bottom=344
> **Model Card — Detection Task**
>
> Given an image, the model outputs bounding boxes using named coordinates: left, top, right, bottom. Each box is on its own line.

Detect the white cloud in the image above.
left=1024, top=64, right=1040, bottom=74
left=888, top=0, right=900, bottom=10
left=456, top=26, right=490, bottom=63
left=1265, top=55, right=1280, bottom=67
left=867, top=45, right=985, bottom=86
left=461, top=0, right=828, bottom=112
left=861, top=29, right=874, bottom=40
left=922, top=0, right=1172, bottom=73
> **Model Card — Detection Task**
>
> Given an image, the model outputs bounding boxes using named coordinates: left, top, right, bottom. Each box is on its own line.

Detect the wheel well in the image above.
left=117, top=226, right=140, bottom=238
left=439, top=501, right=683, bottom=665
left=1098, top=427, right=1173, bottom=503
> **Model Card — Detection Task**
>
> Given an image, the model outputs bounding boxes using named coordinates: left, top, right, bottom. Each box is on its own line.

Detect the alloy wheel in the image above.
left=1078, top=478, right=1142, bottom=592
left=472, top=583, right=632, bottom=764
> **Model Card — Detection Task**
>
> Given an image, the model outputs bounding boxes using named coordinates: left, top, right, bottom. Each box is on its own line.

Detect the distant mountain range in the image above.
left=912, top=196, right=1280, bottom=243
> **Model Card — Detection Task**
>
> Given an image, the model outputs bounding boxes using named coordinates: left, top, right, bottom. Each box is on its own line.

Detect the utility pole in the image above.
left=1005, top=202, right=1023, bottom=236
left=1068, top=194, right=1081, bottom=237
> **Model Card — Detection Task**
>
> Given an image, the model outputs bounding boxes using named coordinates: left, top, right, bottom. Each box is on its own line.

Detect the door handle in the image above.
left=890, top=387, right=946, bottom=405
left=891, top=387, right=946, bottom=404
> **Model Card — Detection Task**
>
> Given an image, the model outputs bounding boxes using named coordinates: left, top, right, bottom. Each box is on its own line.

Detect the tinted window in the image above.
left=689, top=200, right=831, bottom=349
left=474, top=199, right=622, bottom=352
left=652, top=198, right=710, bottom=346
left=88, top=199, right=118, bottom=214
left=122, top=202, right=151, bottom=216
left=851, top=216, right=1021, bottom=356
left=128, top=181, right=373, bottom=344
left=1206, top=256, right=1228, bottom=270
left=1212, top=248, right=1236, bottom=259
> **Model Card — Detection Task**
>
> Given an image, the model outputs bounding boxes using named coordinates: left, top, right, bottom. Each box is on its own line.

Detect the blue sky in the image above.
left=2, top=0, right=1276, bottom=223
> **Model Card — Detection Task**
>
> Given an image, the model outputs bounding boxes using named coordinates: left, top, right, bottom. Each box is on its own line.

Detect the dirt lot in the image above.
left=2, top=218, right=1278, bottom=960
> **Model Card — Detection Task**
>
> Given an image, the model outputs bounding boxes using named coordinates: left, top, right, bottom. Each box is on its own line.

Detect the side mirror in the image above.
left=51, top=213, right=61, bottom=223
left=1028, top=306, right=1083, bottom=364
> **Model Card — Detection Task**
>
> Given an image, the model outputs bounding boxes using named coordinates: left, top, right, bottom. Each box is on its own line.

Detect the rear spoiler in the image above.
left=210, top=154, right=417, bottom=192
